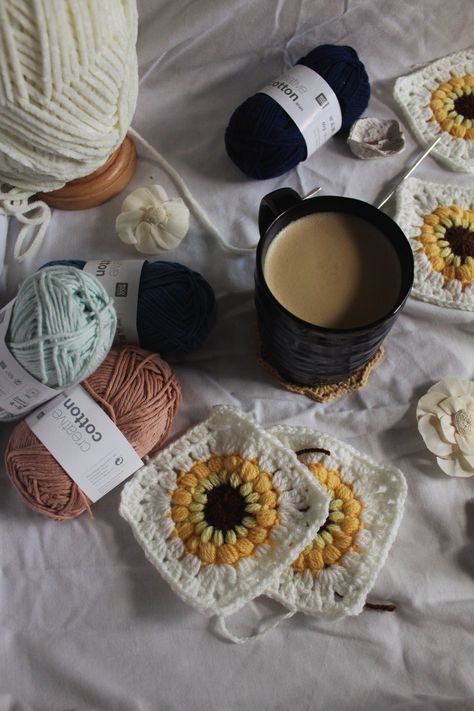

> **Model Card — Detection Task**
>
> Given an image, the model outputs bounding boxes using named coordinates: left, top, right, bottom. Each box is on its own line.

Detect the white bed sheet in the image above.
left=0, top=1, right=473, bottom=709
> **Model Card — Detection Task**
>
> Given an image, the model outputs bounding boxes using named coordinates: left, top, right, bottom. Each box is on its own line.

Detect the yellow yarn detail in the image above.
left=291, top=460, right=363, bottom=577
left=240, top=460, right=260, bottom=481
left=429, top=75, right=474, bottom=140
left=171, top=506, right=189, bottom=523
left=177, top=473, right=198, bottom=489
left=171, top=490, right=192, bottom=506
left=191, top=461, right=211, bottom=479
left=198, top=541, right=216, bottom=565
left=224, top=455, right=242, bottom=473
left=415, top=204, right=474, bottom=287
left=253, top=473, right=272, bottom=493
left=208, top=455, right=225, bottom=473
left=175, top=521, right=194, bottom=540
left=247, top=527, right=268, bottom=545
left=256, top=509, right=277, bottom=527
left=170, top=454, right=279, bottom=567
left=260, top=490, right=278, bottom=508
left=216, top=543, right=239, bottom=565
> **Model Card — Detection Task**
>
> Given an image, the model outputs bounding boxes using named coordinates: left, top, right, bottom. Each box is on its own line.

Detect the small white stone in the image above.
left=347, top=118, right=405, bottom=159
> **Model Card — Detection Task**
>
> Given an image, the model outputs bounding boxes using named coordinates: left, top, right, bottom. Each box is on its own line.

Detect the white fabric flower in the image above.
left=116, top=185, right=189, bottom=254
left=417, top=378, right=474, bottom=477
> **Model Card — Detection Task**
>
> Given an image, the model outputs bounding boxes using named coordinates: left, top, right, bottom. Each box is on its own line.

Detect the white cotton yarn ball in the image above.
left=0, top=0, right=139, bottom=192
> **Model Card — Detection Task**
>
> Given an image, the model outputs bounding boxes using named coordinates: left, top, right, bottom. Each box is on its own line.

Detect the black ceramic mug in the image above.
left=255, top=188, right=414, bottom=385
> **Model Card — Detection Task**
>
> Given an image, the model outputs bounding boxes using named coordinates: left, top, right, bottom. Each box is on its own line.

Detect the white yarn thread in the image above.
left=0, top=0, right=139, bottom=260
left=0, top=186, right=51, bottom=262
left=215, top=610, right=295, bottom=644
left=129, top=128, right=257, bottom=255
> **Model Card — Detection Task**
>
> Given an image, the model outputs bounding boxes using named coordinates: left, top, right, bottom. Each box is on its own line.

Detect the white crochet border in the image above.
left=120, top=406, right=330, bottom=617
left=266, top=426, right=407, bottom=619
left=393, top=47, right=474, bottom=173
left=394, top=177, right=474, bottom=311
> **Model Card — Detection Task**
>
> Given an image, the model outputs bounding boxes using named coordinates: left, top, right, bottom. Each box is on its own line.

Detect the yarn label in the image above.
left=84, top=260, right=144, bottom=345
left=0, top=300, right=60, bottom=415
left=26, top=385, right=143, bottom=503
left=259, top=65, right=342, bottom=155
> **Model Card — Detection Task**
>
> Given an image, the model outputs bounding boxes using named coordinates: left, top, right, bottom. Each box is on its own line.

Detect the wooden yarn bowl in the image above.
left=38, top=135, right=137, bottom=210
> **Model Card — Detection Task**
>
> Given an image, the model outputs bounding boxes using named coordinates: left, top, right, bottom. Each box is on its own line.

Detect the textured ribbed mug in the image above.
left=255, top=189, right=414, bottom=385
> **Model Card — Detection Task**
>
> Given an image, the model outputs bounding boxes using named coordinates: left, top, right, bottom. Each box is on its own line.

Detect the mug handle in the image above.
left=258, top=188, right=302, bottom=237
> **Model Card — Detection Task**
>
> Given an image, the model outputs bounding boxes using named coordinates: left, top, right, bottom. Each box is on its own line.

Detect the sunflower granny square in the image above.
left=394, top=47, right=474, bottom=173
left=395, top=177, right=474, bottom=311
left=266, top=426, right=407, bottom=618
left=120, top=406, right=330, bottom=617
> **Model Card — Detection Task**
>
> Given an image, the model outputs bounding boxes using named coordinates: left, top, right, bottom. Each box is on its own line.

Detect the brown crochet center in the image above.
left=454, top=94, right=474, bottom=120
left=445, top=226, right=474, bottom=260
left=204, top=483, right=247, bottom=532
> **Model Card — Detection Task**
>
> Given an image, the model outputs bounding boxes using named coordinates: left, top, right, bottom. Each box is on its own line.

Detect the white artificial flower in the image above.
left=416, top=378, right=474, bottom=477
left=115, top=185, right=189, bottom=254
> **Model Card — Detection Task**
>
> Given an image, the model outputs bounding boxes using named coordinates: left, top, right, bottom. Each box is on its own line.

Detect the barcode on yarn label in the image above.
left=84, top=260, right=144, bottom=346
left=0, top=300, right=60, bottom=415
left=259, top=65, right=342, bottom=156
left=26, top=385, right=143, bottom=502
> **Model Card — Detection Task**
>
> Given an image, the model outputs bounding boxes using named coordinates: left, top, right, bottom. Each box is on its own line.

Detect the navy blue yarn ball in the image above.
left=43, top=260, right=216, bottom=357
left=225, top=44, right=371, bottom=180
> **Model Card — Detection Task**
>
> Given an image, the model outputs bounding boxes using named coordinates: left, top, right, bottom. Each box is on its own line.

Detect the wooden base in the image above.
left=38, top=135, right=137, bottom=210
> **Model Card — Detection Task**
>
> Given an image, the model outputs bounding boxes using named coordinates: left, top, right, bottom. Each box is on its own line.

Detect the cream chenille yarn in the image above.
left=0, top=0, right=255, bottom=260
left=0, top=0, right=138, bottom=259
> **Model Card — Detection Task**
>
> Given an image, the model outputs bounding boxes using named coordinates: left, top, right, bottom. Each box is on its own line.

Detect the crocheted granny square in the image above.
left=120, top=407, right=330, bottom=617
left=395, top=177, right=474, bottom=311
left=394, top=47, right=474, bottom=173
left=266, top=426, right=407, bottom=618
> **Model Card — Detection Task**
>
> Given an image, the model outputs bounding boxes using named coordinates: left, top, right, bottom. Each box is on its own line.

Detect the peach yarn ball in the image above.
left=5, top=346, right=181, bottom=521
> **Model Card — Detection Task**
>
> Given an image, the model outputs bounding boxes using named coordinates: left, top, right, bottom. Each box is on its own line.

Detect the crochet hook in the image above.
left=376, top=134, right=443, bottom=209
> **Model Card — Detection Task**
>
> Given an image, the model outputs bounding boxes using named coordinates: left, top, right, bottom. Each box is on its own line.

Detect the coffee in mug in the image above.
left=263, top=211, right=402, bottom=329
left=255, top=189, right=414, bottom=386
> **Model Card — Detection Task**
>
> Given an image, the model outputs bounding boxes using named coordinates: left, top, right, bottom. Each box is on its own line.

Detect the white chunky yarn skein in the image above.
left=0, top=0, right=138, bottom=191
left=0, top=0, right=138, bottom=259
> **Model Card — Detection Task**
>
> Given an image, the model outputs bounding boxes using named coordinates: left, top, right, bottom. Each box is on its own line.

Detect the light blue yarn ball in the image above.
left=0, top=265, right=117, bottom=421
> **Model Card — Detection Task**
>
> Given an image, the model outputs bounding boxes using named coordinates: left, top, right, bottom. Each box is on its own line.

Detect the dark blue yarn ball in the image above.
left=43, top=260, right=216, bottom=358
left=225, top=44, right=371, bottom=180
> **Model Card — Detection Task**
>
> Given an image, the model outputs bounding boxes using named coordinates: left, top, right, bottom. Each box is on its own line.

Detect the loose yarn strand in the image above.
left=0, top=185, right=51, bottom=261
left=215, top=610, right=294, bottom=644
left=128, top=128, right=256, bottom=255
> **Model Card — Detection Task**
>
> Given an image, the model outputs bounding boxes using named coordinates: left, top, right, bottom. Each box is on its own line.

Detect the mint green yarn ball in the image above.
left=1, top=265, right=117, bottom=421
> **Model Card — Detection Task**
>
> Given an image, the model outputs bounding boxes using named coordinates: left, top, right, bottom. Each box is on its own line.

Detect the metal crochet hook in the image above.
left=376, top=134, right=443, bottom=209
left=304, top=186, right=322, bottom=199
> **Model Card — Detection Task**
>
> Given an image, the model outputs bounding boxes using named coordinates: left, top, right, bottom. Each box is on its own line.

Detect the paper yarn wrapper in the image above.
left=393, top=47, right=474, bottom=173
left=120, top=406, right=330, bottom=617
left=394, top=177, right=474, bottom=311
left=265, top=426, right=407, bottom=619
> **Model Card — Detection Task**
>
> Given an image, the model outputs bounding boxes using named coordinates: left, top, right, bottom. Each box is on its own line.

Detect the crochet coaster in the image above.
left=120, top=406, right=330, bottom=617
left=395, top=177, right=474, bottom=311
left=266, top=426, right=407, bottom=618
left=393, top=47, right=474, bottom=174
left=258, top=348, right=384, bottom=403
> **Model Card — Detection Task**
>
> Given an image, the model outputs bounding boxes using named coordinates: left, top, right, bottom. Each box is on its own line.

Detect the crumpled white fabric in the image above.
left=0, top=1, right=473, bottom=710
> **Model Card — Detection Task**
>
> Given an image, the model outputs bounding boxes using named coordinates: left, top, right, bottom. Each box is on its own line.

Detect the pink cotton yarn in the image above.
left=5, top=345, right=181, bottom=521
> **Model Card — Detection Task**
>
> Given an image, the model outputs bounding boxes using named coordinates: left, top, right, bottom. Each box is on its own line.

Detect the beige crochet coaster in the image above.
left=258, top=347, right=384, bottom=403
